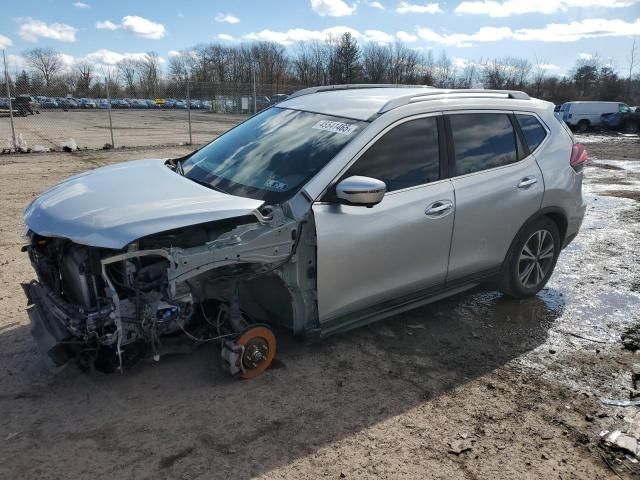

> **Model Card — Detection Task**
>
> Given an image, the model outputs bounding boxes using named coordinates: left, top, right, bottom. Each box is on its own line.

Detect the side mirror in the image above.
left=335, top=176, right=386, bottom=208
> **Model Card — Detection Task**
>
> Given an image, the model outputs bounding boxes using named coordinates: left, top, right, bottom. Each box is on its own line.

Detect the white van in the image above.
left=559, top=101, right=629, bottom=131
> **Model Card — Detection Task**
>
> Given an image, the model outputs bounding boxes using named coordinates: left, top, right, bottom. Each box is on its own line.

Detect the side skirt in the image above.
left=313, top=267, right=500, bottom=339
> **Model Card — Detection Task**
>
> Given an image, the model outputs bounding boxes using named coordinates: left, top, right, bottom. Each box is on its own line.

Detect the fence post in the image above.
left=105, top=75, right=115, bottom=148
left=252, top=67, right=257, bottom=114
left=2, top=50, right=17, bottom=151
left=186, top=80, right=192, bottom=145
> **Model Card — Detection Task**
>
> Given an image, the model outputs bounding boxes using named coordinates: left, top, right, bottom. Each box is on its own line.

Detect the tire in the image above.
left=622, top=121, right=639, bottom=134
left=499, top=217, right=561, bottom=299
left=576, top=120, right=589, bottom=132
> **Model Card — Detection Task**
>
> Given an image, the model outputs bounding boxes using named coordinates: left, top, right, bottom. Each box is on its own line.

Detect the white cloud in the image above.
left=0, top=34, right=12, bottom=49
left=217, top=33, right=236, bottom=41
left=244, top=26, right=361, bottom=44
left=310, top=0, right=357, bottom=16
left=417, top=26, right=512, bottom=47
left=368, top=1, right=385, bottom=8
left=537, top=63, right=561, bottom=70
left=417, top=18, right=640, bottom=47
left=96, top=16, right=166, bottom=39
left=455, top=0, right=640, bottom=17
left=364, top=29, right=395, bottom=44
left=96, top=20, right=119, bottom=31
left=168, top=50, right=181, bottom=57
left=397, top=1, right=443, bottom=13
left=73, top=2, right=90, bottom=8
left=215, top=13, right=240, bottom=24
left=6, top=54, right=26, bottom=71
left=513, top=18, right=640, bottom=42
left=18, top=18, right=78, bottom=42
left=84, top=49, right=148, bottom=65
left=396, top=30, right=418, bottom=42
left=577, top=52, right=594, bottom=60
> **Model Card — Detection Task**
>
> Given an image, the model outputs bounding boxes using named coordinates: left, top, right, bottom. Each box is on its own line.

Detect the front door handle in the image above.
left=425, top=200, right=453, bottom=217
left=517, top=177, right=538, bottom=188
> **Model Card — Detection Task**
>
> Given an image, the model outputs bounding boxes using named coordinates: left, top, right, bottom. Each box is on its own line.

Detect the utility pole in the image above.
left=105, top=74, right=115, bottom=148
left=2, top=50, right=17, bottom=151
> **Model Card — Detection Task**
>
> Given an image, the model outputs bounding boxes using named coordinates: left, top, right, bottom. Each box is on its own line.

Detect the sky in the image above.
left=0, top=0, right=639, bottom=77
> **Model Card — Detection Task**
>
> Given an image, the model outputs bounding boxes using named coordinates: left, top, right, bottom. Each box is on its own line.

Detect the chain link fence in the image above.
left=1, top=75, right=304, bottom=153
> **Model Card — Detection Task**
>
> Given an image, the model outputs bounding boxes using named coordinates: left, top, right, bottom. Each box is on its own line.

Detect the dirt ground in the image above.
left=1, top=109, right=247, bottom=150
left=0, top=133, right=639, bottom=479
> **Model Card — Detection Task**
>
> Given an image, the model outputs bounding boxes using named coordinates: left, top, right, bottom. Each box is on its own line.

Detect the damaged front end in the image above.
left=22, top=206, right=313, bottom=376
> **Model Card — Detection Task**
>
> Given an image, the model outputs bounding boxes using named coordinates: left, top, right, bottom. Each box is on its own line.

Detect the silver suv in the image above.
left=22, top=86, right=587, bottom=378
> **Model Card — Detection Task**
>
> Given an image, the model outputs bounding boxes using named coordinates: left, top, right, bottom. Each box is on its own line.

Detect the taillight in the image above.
left=570, top=143, right=588, bottom=172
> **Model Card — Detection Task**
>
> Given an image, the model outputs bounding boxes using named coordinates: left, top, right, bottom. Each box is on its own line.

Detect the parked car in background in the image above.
left=110, top=99, right=131, bottom=108
left=129, top=99, right=149, bottom=108
left=78, top=98, right=97, bottom=108
left=41, top=98, right=59, bottom=109
left=21, top=85, right=587, bottom=377
left=58, top=98, right=79, bottom=109
left=174, top=100, right=188, bottom=109
left=13, top=96, right=41, bottom=115
left=270, top=94, right=289, bottom=104
left=601, top=105, right=640, bottom=133
left=97, top=99, right=109, bottom=109
left=559, top=101, right=629, bottom=132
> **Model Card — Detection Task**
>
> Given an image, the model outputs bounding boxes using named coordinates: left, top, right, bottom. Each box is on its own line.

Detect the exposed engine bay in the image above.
left=22, top=205, right=317, bottom=377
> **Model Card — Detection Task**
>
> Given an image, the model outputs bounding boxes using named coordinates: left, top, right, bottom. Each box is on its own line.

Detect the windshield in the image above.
left=182, top=107, right=366, bottom=203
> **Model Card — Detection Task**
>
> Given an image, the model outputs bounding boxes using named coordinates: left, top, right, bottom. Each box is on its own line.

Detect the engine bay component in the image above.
left=22, top=204, right=310, bottom=377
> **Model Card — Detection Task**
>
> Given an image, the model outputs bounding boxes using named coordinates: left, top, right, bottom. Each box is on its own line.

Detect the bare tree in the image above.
left=23, top=48, right=63, bottom=87
left=117, top=59, right=138, bottom=96
left=137, top=52, right=161, bottom=98
left=361, top=43, right=391, bottom=82
left=627, top=39, right=637, bottom=98
left=434, top=51, right=455, bottom=88
left=75, top=61, right=93, bottom=95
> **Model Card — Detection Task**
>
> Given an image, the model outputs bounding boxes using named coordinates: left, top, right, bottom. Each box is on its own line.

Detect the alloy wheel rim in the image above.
left=518, top=229, right=555, bottom=289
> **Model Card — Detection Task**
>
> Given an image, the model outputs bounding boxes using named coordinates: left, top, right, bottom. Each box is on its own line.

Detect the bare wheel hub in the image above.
left=243, top=339, right=269, bottom=370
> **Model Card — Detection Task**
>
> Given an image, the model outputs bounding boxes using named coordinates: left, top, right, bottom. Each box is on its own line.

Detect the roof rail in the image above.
left=287, top=84, right=433, bottom=100
left=379, top=89, right=530, bottom=114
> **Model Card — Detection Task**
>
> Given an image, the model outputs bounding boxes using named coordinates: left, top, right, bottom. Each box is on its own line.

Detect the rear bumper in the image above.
left=563, top=201, right=587, bottom=249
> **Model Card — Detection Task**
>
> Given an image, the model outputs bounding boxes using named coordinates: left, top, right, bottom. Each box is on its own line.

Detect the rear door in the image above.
left=445, top=111, right=544, bottom=282
left=313, top=114, right=455, bottom=323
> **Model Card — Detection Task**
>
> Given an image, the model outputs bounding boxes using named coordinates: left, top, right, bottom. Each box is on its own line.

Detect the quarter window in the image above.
left=449, top=113, right=518, bottom=176
left=516, top=114, right=547, bottom=153
left=344, top=117, right=439, bottom=192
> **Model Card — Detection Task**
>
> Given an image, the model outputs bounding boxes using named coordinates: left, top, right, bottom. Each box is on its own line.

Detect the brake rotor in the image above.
left=236, top=325, right=276, bottom=379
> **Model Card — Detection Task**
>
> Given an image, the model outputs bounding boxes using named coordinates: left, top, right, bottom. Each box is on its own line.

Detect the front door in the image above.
left=312, top=115, right=455, bottom=323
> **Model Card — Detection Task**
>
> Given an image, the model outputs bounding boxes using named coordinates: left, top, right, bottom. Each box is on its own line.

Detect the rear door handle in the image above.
left=517, top=177, right=538, bottom=188
left=425, top=200, right=453, bottom=217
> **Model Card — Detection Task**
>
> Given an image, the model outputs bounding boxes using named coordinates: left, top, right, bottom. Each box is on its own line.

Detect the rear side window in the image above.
left=449, top=113, right=518, bottom=176
left=345, top=116, right=439, bottom=192
left=516, top=114, right=547, bottom=152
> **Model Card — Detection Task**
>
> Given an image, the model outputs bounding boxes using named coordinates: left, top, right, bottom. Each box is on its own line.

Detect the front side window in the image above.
left=449, top=113, right=518, bottom=176
left=182, top=107, right=366, bottom=203
left=344, top=116, right=440, bottom=192
left=619, top=104, right=631, bottom=113
left=516, top=114, right=548, bottom=153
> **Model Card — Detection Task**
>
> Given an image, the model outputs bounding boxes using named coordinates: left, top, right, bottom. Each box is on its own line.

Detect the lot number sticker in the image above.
left=312, top=120, right=358, bottom=135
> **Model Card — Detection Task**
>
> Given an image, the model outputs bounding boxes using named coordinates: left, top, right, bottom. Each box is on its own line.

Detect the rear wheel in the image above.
left=576, top=120, right=589, bottom=132
left=499, top=217, right=560, bottom=298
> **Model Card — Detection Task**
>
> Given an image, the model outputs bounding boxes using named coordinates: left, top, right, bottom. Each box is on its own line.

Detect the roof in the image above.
left=278, top=85, right=532, bottom=121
